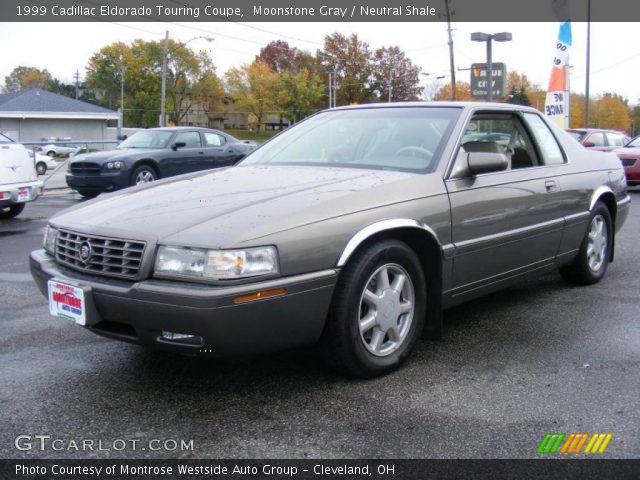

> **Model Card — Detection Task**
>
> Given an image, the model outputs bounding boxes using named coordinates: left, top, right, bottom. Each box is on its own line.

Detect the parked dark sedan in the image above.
left=66, top=127, right=256, bottom=197
left=32, top=103, right=629, bottom=378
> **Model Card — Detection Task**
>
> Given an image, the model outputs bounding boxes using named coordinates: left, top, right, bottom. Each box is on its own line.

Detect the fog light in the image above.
left=161, top=331, right=203, bottom=345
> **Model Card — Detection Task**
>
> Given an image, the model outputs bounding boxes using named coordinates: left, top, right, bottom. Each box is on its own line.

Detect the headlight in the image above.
left=105, top=161, right=126, bottom=170
left=43, top=225, right=58, bottom=254
left=154, top=246, right=279, bottom=281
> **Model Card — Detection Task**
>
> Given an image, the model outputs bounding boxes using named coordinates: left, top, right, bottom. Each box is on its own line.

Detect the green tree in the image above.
left=279, top=69, right=324, bottom=123
left=320, top=33, right=374, bottom=105
left=85, top=39, right=223, bottom=128
left=225, top=61, right=282, bottom=132
left=3, top=66, right=53, bottom=92
left=507, top=86, right=531, bottom=106
left=371, top=46, right=422, bottom=102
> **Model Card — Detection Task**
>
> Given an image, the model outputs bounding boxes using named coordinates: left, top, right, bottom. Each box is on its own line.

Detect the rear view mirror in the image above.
left=172, top=141, right=186, bottom=151
left=467, top=151, right=509, bottom=175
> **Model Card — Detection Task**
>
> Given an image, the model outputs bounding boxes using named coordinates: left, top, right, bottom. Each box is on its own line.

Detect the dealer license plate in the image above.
left=17, top=188, right=29, bottom=202
left=48, top=280, right=86, bottom=325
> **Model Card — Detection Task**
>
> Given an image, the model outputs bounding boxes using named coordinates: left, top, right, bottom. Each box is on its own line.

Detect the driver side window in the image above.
left=461, top=114, right=537, bottom=170
left=174, top=131, right=202, bottom=149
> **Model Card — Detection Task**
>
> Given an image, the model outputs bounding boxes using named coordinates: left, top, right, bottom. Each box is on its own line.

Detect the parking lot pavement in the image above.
left=0, top=190, right=638, bottom=459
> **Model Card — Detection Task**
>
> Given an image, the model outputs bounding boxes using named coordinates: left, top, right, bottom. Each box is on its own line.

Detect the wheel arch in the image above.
left=130, top=159, right=160, bottom=180
left=589, top=186, right=617, bottom=261
left=336, top=220, right=444, bottom=339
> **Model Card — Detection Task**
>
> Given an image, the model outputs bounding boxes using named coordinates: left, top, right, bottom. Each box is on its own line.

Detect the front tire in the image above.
left=0, top=203, right=26, bottom=219
left=130, top=165, right=157, bottom=186
left=560, top=201, right=612, bottom=285
left=320, top=240, right=426, bottom=378
left=76, top=189, right=99, bottom=199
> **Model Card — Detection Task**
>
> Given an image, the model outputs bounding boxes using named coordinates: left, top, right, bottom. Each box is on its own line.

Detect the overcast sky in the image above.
left=1, top=21, right=638, bottom=105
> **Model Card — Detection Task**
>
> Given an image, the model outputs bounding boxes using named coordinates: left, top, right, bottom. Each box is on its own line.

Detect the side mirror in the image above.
left=467, top=151, right=509, bottom=175
left=171, top=141, right=186, bottom=151
left=582, top=141, right=596, bottom=148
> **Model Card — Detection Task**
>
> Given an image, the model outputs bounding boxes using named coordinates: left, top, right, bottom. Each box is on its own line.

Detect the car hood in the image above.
left=51, top=165, right=431, bottom=247
left=70, top=148, right=162, bottom=163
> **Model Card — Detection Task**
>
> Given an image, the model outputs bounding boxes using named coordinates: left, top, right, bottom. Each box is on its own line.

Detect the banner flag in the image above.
left=545, top=22, right=572, bottom=128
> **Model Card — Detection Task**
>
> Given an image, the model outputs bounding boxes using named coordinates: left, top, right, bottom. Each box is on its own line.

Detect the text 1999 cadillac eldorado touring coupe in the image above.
left=30, top=103, right=630, bottom=377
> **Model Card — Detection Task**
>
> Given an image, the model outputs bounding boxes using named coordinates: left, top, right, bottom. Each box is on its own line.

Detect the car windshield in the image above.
left=567, top=130, right=586, bottom=141
left=117, top=131, right=173, bottom=149
left=626, top=137, right=640, bottom=147
left=0, top=132, right=15, bottom=143
left=241, top=107, right=460, bottom=172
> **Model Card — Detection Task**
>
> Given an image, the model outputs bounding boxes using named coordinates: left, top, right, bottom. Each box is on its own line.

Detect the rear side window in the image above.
left=523, top=113, right=565, bottom=165
left=204, top=132, right=226, bottom=147
left=607, top=133, right=627, bottom=147
left=587, top=132, right=606, bottom=147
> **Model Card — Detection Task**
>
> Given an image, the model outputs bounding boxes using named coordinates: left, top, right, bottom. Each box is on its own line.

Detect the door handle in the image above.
left=545, top=180, right=558, bottom=192
left=198, top=151, right=204, bottom=154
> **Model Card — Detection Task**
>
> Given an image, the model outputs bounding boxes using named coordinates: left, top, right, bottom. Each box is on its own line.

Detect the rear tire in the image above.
left=320, top=240, right=426, bottom=378
left=0, top=203, right=26, bottom=219
left=36, top=162, right=47, bottom=175
left=560, top=201, right=612, bottom=285
left=46, top=151, right=56, bottom=157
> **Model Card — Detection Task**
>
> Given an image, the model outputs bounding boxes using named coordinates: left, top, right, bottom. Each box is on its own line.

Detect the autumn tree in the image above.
left=225, top=61, right=282, bottom=132
left=371, top=46, right=422, bottom=102
left=320, top=33, right=374, bottom=105
left=3, top=66, right=53, bottom=92
left=590, top=94, right=630, bottom=130
left=434, top=82, right=473, bottom=101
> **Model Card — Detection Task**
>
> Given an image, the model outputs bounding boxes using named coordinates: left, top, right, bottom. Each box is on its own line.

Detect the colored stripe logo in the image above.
left=537, top=433, right=613, bottom=454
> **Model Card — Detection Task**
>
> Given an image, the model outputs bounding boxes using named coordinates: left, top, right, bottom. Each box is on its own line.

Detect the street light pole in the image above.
left=160, top=31, right=214, bottom=127
left=471, top=32, right=512, bottom=102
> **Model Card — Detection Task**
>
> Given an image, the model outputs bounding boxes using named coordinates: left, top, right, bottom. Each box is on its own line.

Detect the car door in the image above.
left=158, top=130, right=206, bottom=177
left=445, top=111, right=566, bottom=298
left=202, top=132, right=243, bottom=168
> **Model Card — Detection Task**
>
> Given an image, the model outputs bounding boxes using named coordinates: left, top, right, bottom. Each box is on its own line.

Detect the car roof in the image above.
left=328, top=101, right=542, bottom=114
left=145, top=126, right=223, bottom=133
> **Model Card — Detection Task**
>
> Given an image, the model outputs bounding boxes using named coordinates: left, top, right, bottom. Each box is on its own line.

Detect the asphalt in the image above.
left=0, top=188, right=638, bottom=459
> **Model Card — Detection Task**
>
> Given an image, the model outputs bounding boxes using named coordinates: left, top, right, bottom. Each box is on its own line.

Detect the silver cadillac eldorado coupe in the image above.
left=30, top=103, right=630, bottom=377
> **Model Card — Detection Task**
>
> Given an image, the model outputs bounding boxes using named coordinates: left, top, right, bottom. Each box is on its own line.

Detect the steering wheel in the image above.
left=393, top=146, right=433, bottom=159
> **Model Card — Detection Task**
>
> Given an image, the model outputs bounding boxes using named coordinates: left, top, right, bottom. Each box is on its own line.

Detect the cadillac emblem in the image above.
left=79, top=241, right=92, bottom=263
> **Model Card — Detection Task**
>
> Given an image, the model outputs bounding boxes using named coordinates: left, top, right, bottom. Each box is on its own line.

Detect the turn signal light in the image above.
left=233, top=288, right=286, bottom=304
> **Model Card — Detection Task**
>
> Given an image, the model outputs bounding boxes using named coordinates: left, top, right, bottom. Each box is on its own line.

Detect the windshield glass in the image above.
left=117, top=131, right=173, bottom=149
left=566, top=130, right=585, bottom=141
left=0, top=132, right=15, bottom=143
left=241, top=107, right=460, bottom=172
left=626, top=137, right=640, bottom=147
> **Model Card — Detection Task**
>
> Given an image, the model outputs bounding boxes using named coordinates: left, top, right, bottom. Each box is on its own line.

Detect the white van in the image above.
left=1, top=133, right=44, bottom=219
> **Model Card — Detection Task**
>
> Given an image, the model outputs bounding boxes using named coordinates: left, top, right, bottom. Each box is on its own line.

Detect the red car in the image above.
left=566, top=128, right=630, bottom=152
left=612, top=136, right=640, bottom=186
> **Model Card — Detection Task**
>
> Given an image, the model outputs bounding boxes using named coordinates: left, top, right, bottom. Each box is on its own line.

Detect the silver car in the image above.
left=30, top=103, right=630, bottom=377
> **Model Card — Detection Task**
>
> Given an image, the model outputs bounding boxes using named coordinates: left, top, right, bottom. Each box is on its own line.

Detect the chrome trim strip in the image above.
left=589, top=186, right=614, bottom=210
left=337, top=219, right=440, bottom=267
left=454, top=218, right=565, bottom=254
left=564, top=211, right=591, bottom=225
left=617, top=195, right=631, bottom=207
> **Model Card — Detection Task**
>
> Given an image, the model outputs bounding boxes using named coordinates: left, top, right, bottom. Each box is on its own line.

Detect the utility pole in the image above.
left=160, top=30, right=169, bottom=127
left=388, top=68, right=393, bottom=103
left=584, top=0, right=591, bottom=127
left=445, top=0, right=456, bottom=100
left=74, top=69, right=81, bottom=99
left=328, top=72, right=332, bottom=109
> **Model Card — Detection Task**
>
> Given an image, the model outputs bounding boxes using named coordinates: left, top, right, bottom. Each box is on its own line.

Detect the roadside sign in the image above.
left=470, top=63, right=507, bottom=99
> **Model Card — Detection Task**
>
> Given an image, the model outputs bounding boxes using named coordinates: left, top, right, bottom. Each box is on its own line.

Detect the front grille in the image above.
left=621, top=158, right=636, bottom=167
left=55, top=230, right=146, bottom=279
left=70, top=162, right=101, bottom=174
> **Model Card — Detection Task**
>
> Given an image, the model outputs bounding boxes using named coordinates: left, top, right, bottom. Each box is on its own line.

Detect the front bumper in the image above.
left=30, top=249, right=338, bottom=356
left=66, top=171, right=129, bottom=193
left=0, top=180, right=43, bottom=206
